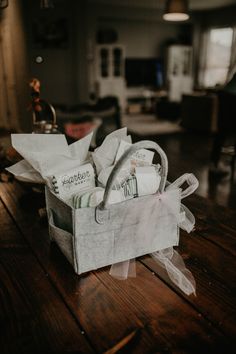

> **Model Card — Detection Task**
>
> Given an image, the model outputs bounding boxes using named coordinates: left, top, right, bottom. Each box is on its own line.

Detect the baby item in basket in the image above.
left=73, top=187, right=103, bottom=208
left=115, top=140, right=154, bottom=170
left=52, top=163, right=95, bottom=202
left=98, top=164, right=161, bottom=200
left=98, top=166, right=130, bottom=187
left=120, top=175, right=138, bottom=199
left=72, top=187, right=123, bottom=208
left=135, top=166, right=161, bottom=196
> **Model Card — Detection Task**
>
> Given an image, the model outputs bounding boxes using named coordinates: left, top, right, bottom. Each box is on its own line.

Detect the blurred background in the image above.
left=0, top=0, right=236, bottom=208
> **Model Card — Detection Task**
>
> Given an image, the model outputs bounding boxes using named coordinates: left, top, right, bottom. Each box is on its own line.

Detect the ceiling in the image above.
left=88, top=0, right=236, bottom=11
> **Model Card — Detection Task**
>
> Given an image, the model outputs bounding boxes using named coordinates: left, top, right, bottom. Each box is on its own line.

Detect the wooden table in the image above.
left=0, top=181, right=235, bottom=354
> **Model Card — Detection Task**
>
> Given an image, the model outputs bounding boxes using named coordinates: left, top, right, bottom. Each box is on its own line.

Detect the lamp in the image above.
left=0, top=0, right=8, bottom=9
left=163, top=0, right=189, bottom=21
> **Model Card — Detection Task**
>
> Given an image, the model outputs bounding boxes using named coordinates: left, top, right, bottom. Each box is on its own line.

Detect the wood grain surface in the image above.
left=0, top=180, right=235, bottom=353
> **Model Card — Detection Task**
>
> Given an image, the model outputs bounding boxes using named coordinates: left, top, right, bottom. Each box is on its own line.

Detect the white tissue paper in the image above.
left=97, top=135, right=155, bottom=190
left=6, top=159, right=44, bottom=184
left=92, top=128, right=132, bottom=174
left=6, top=132, right=93, bottom=186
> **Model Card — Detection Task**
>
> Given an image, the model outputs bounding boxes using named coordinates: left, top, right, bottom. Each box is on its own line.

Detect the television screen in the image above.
left=125, top=58, right=163, bottom=87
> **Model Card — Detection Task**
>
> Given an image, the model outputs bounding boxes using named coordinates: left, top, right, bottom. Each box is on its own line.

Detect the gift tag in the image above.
left=115, top=140, right=154, bottom=169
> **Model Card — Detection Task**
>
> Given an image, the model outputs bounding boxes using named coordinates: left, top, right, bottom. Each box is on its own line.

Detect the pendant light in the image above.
left=0, top=0, right=8, bottom=9
left=163, top=0, right=189, bottom=21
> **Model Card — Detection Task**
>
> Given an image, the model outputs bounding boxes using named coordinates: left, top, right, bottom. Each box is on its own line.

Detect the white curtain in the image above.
left=197, top=28, right=210, bottom=88
left=227, top=26, right=236, bottom=82
left=197, top=26, right=236, bottom=87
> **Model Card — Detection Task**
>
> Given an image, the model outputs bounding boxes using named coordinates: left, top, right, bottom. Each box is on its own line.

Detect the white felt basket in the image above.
left=45, top=140, right=197, bottom=274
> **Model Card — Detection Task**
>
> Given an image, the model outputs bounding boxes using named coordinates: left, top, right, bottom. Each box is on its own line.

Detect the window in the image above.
left=202, top=27, right=233, bottom=88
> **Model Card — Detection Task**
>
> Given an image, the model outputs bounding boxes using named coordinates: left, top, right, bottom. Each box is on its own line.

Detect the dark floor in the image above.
left=132, top=132, right=236, bottom=210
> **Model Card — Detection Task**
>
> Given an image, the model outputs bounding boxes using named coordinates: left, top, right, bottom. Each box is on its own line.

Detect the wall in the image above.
left=96, top=19, right=186, bottom=58
left=23, top=0, right=79, bottom=106
left=87, top=2, right=192, bottom=94
left=22, top=0, right=192, bottom=105
left=93, top=3, right=191, bottom=59
left=197, top=4, right=236, bottom=27
left=0, top=0, right=31, bottom=131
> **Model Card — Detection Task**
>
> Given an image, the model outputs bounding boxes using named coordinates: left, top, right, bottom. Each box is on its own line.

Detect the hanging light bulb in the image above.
left=0, top=0, right=9, bottom=9
left=163, top=0, right=189, bottom=21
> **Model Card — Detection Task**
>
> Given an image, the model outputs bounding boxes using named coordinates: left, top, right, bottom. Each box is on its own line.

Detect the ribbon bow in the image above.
left=109, top=174, right=199, bottom=296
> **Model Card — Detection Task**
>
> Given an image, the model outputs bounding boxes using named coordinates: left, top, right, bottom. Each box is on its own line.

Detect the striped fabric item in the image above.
left=73, top=188, right=104, bottom=209
left=121, top=175, right=138, bottom=199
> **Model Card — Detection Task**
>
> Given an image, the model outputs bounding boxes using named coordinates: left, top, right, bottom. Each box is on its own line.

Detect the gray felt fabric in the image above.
left=46, top=141, right=181, bottom=275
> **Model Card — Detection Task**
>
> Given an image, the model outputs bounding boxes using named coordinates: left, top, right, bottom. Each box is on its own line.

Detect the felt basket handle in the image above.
left=99, top=140, right=168, bottom=211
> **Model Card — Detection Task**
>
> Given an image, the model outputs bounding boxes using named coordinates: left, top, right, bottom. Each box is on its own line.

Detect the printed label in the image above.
left=52, top=163, right=95, bottom=200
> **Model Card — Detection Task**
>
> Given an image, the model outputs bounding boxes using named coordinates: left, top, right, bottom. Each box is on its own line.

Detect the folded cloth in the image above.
left=72, top=187, right=124, bottom=208
left=135, top=166, right=161, bottom=196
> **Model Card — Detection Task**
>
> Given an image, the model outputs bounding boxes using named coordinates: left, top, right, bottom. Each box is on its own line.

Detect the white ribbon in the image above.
left=166, top=173, right=199, bottom=199
left=109, top=174, right=198, bottom=296
left=151, top=247, right=196, bottom=296
left=156, top=188, right=196, bottom=233
left=109, top=259, right=136, bottom=280
left=179, top=203, right=196, bottom=233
